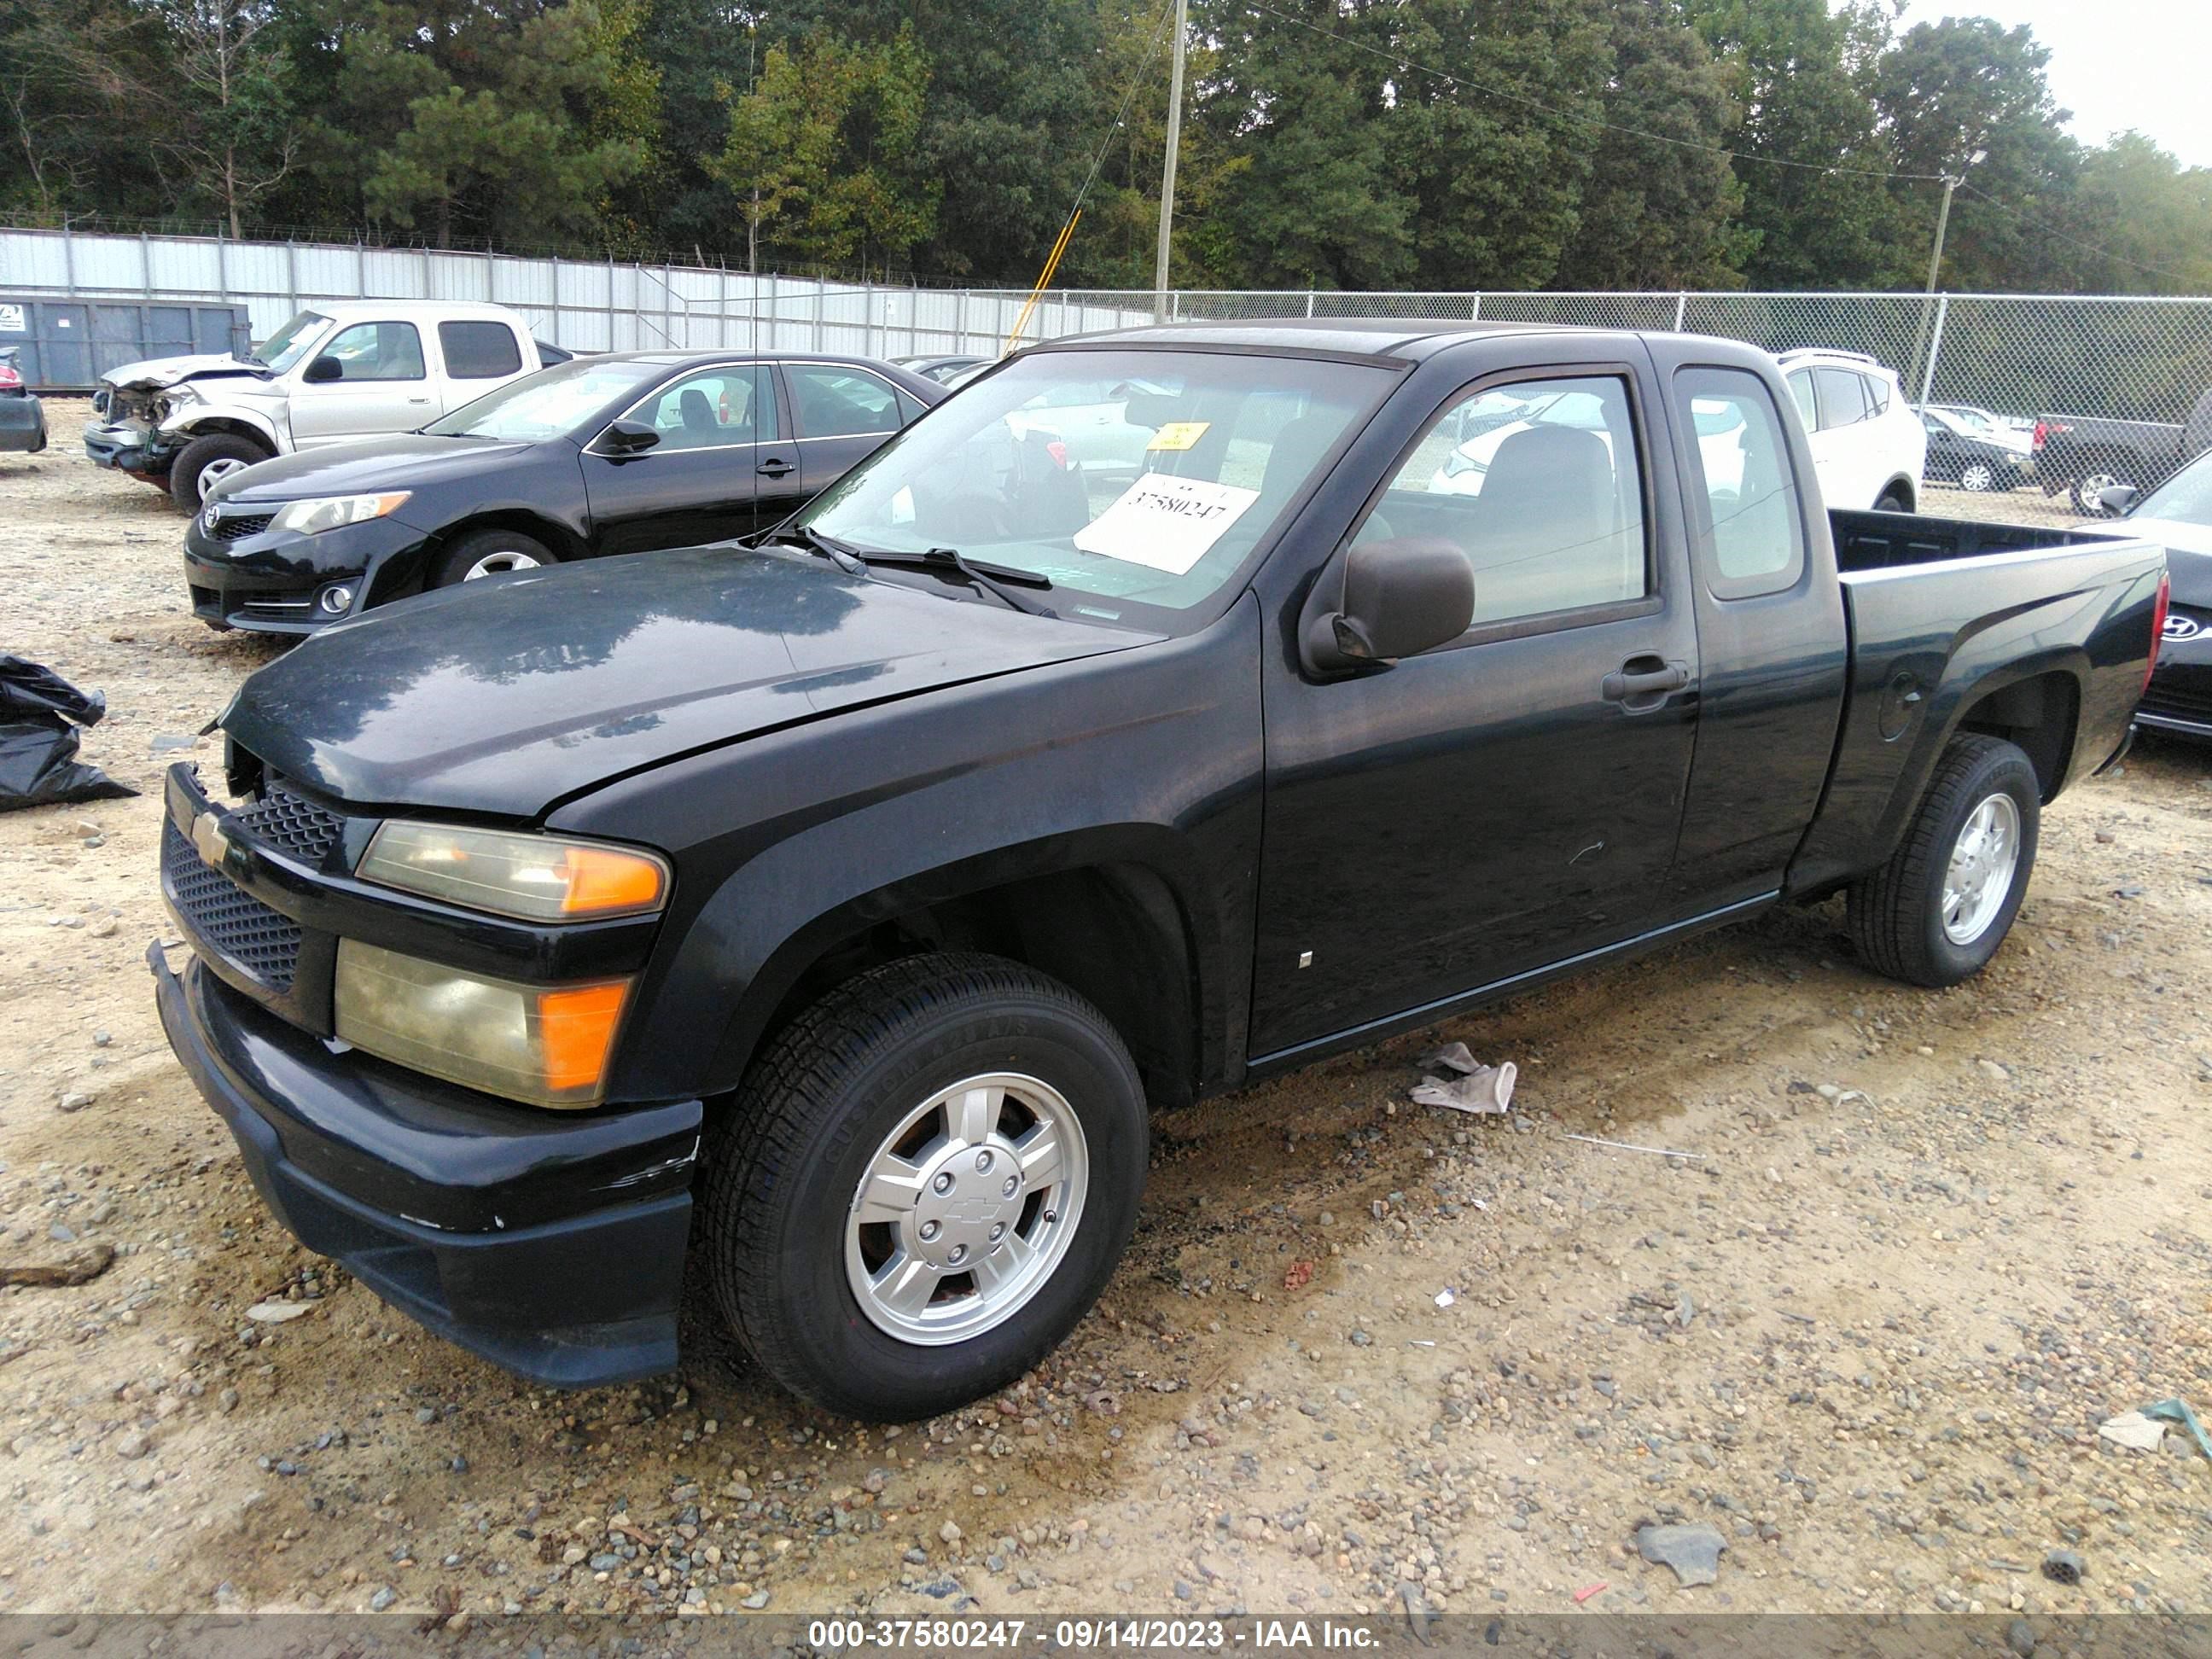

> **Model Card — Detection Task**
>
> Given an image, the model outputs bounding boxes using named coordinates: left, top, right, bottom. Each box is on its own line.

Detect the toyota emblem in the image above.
left=201, top=501, right=219, bottom=532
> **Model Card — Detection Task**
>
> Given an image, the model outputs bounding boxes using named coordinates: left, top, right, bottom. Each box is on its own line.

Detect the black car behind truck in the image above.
left=150, top=321, right=2167, bottom=1420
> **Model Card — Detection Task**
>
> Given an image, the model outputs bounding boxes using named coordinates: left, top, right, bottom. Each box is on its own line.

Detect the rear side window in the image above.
left=789, top=365, right=904, bottom=439
left=1786, top=370, right=1816, bottom=429
left=1861, top=371, right=1890, bottom=416
left=1813, top=367, right=1869, bottom=429
left=439, top=321, right=524, bottom=380
left=1673, top=366, right=1806, bottom=600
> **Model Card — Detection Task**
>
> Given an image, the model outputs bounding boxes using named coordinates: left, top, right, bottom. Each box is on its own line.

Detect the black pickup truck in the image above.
left=149, top=322, right=2167, bottom=1420
left=2034, top=387, right=2212, bottom=515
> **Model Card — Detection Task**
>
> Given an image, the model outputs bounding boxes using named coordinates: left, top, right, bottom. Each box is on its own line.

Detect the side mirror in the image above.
left=1301, top=538, right=1475, bottom=673
left=2096, top=484, right=2139, bottom=516
left=301, top=355, right=343, bottom=384
left=602, top=419, right=661, bottom=455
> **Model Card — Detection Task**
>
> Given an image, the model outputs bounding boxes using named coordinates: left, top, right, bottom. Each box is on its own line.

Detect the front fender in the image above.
left=164, top=405, right=283, bottom=452
left=547, top=601, right=1268, bottom=1105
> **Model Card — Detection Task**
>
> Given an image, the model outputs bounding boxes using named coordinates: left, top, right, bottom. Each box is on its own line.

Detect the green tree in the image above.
left=708, top=27, right=935, bottom=274
left=2065, top=132, right=2212, bottom=294
left=1557, top=0, right=1748, bottom=289
left=159, top=0, right=300, bottom=238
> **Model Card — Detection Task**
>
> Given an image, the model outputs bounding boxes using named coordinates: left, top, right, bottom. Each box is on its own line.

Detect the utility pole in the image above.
left=1924, top=173, right=1960, bottom=294
left=1153, top=0, right=1188, bottom=323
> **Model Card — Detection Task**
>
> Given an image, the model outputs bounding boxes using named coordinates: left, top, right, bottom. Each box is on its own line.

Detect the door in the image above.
left=783, top=362, right=917, bottom=504
left=1250, top=361, right=1701, bottom=1058
left=579, top=363, right=795, bottom=556
left=1811, top=365, right=1876, bottom=507
left=288, top=320, right=435, bottom=445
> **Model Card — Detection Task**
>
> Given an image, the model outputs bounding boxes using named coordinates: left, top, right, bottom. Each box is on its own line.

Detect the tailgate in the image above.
left=1789, top=536, right=2165, bottom=894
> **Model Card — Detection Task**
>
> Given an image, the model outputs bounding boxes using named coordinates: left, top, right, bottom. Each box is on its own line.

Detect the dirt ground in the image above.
left=1, top=410, right=2208, bottom=1627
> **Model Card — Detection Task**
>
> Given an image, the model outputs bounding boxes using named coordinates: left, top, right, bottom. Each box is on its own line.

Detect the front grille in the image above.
left=212, top=513, right=272, bottom=542
left=2139, top=678, right=2212, bottom=725
left=232, top=778, right=345, bottom=867
left=162, top=818, right=302, bottom=991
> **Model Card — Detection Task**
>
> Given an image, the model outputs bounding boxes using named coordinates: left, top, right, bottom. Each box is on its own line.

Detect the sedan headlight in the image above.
left=357, top=822, right=670, bottom=921
left=334, top=940, right=630, bottom=1108
left=269, top=492, right=412, bottom=536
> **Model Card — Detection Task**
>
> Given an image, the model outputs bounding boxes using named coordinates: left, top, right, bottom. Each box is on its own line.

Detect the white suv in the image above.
left=1774, top=349, right=1925, bottom=512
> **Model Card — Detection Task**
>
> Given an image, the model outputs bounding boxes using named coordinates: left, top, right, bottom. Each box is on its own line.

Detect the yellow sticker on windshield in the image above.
left=1146, top=421, right=1210, bottom=451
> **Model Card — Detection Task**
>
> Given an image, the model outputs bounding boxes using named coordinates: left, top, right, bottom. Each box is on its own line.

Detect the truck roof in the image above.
left=1042, top=316, right=1773, bottom=368
left=299, top=299, right=529, bottom=323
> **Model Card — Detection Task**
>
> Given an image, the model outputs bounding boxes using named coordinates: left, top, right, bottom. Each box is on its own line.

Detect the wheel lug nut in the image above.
left=974, top=1150, right=993, bottom=1173
left=918, top=1220, right=940, bottom=1243
left=932, top=1172, right=954, bottom=1195
left=947, top=1243, right=968, bottom=1265
left=988, top=1223, right=1006, bottom=1243
left=1002, top=1176, right=1018, bottom=1198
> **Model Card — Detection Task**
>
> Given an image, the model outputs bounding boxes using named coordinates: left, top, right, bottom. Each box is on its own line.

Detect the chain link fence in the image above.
left=8, top=224, right=2212, bottom=441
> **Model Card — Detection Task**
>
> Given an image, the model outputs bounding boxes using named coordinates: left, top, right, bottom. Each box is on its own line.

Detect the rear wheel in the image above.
left=1847, top=735, right=2040, bottom=987
left=1873, top=486, right=1912, bottom=513
left=168, top=433, right=271, bottom=509
left=2071, top=468, right=2134, bottom=516
left=699, top=953, right=1148, bottom=1420
left=431, top=527, right=556, bottom=587
left=1959, top=462, right=1995, bottom=492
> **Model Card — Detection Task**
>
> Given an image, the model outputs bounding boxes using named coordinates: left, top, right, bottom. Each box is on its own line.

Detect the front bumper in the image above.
left=83, top=416, right=171, bottom=474
left=183, top=507, right=427, bottom=634
left=153, top=945, right=700, bottom=1386
left=0, top=393, right=44, bottom=453
left=2136, top=611, right=2212, bottom=741
left=150, top=759, right=696, bottom=1388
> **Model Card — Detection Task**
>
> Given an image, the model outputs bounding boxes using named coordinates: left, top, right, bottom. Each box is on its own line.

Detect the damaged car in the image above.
left=84, top=301, right=563, bottom=509
left=0, top=347, right=44, bottom=454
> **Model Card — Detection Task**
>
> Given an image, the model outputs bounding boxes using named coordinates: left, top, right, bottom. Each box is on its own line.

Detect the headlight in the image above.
left=269, top=492, right=411, bottom=536
left=334, top=940, right=630, bottom=1108
left=357, top=822, right=669, bottom=921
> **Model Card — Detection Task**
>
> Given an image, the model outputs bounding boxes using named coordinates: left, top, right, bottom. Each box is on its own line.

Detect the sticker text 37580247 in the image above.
left=1072, top=473, right=1260, bottom=576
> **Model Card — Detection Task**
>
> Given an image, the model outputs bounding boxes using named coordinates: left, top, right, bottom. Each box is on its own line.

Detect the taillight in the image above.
left=2030, top=421, right=2046, bottom=449
left=1045, top=440, right=1069, bottom=470
left=2144, top=570, right=2169, bottom=696
left=0, top=364, right=20, bottom=390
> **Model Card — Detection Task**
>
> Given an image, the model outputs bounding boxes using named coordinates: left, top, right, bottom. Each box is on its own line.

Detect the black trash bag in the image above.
left=0, top=655, right=138, bottom=811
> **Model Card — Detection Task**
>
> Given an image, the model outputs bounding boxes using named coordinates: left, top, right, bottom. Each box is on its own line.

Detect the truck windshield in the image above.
left=799, top=349, right=1394, bottom=622
left=255, top=311, right=329, bottom=373
left=2135, top=450, right=2212, bottom=527
left=426, top=358, right=662, bottom=442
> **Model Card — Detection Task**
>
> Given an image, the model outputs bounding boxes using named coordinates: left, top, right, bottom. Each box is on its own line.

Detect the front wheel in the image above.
left=168, top=433, right=271, bottom=509
left=699, top=953, right=1148, bottom=1420
left=1959, top=462, right=1995, bottom=492
left=1847, top=735, right=2040, bottom=987
left=1873, top=486, right=1912, bottom=513
left=431, top=527, right=556, bottom=586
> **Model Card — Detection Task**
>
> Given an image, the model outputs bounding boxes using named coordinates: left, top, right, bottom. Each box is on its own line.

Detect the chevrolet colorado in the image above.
left=149, top=321, right=2168, bottom=1420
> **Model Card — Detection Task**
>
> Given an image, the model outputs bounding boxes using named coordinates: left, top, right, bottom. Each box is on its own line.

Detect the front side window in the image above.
left=1348, top=373, right=1649, bottom=631
left=626, top=365, right=777, bottom=451
left=800, top=348, right=1393, bottom=625
left=439, top=320, right=524, bottom=380
left=316, top=322, right=425, bottom=382
left=1813, top=367, right=1868, bottom=429
left=1674, top=366, right=1806, bottom=598
left=2134, top=447, right=2212, bottom=527
left=788, top=365, right=903, bottom=439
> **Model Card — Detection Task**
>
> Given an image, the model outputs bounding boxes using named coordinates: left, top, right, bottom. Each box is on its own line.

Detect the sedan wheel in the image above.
left=460, top=549, right=544, bottom=580
left=1959, top=462, right=1994, bottom=492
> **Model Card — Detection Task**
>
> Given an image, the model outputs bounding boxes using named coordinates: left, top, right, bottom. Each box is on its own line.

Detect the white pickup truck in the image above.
left=84, top=300, right=569, bottom=509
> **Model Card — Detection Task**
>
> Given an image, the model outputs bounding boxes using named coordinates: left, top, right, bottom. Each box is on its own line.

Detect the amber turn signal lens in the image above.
left=561, top=846, right=667, bottom=916
left=537, top=981, right=632, bottom=1093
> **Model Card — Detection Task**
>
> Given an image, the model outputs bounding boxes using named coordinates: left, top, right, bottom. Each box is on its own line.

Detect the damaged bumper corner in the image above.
left=148, top=939, right=701, bottom=1387
left=83, top=416, right=175, bottom=475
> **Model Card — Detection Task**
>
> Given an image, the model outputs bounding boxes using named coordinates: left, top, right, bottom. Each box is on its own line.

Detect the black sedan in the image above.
left=2100, top=450, right=2212, bottom=742
left=1918, top=405, right=2031, bottom=493
left=183, top=351, right=945, bottom=633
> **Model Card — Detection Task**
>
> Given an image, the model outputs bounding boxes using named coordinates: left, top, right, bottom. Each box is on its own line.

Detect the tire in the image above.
left=700, top=952, right=1147, bottom=1421
left=1847, top=735, right=2040, bottom=987
left=2070, top=468, right=2134, bottom=517
left=431, top=527, right=557, bottom=587
left=1959, top=462, right=1994, bottom=492
left=1873, top=488, right=1912, bottom=513
left=168, top=433, right=270, bottom=509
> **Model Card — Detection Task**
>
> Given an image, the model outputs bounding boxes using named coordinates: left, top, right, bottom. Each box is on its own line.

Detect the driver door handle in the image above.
left=1602, top=655, right=1691, bottom=707
left=757, top=457, right=795, bottom=477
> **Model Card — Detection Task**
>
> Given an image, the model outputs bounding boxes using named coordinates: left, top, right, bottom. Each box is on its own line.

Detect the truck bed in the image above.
left=1788, top=509, right=2166, bottom=897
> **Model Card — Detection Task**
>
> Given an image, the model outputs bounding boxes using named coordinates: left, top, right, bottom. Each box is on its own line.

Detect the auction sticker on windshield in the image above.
left=1074, top=472, right=1260, bottom=575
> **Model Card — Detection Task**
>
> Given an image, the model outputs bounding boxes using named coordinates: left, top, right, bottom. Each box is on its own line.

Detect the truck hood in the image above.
left=213, top=434, right=545, bottom=503
left=2121, top=515, right=2212, bottom=608
left=102, top=352, right=272, bottom=393
left=219, top=545, right=1157, bottom=818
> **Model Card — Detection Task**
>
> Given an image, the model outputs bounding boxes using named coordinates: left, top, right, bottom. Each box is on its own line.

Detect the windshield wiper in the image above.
left=865, top=546, right=1057, bottom=616
left=762, top=524, right=868, bottom=574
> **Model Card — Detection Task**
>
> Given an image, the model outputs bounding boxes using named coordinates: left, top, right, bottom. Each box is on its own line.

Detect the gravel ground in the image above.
left=1, top=417, right=2208, bottom=1625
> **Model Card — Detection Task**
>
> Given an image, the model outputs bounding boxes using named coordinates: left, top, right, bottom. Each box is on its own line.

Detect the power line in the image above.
left=1954, top=180, right=2197, bottom=282
left=1237, top=0, right=1948, bottom=183
left=1068, top=0, right=1179, bottom=227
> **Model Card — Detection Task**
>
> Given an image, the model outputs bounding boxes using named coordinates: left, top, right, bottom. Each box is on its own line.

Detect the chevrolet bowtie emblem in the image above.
left=189, top=810, right=230, bottom=870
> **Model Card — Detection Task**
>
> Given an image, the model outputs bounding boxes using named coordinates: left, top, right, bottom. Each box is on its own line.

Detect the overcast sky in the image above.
left=1895, top=0, right=2212, bottom=166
